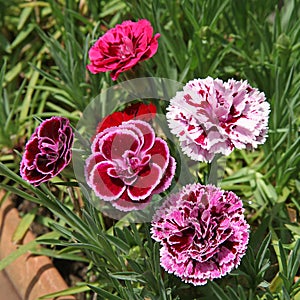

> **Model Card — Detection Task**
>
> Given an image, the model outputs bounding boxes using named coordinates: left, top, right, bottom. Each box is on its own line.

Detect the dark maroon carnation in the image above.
left=20, top=117, right=74, bottom=186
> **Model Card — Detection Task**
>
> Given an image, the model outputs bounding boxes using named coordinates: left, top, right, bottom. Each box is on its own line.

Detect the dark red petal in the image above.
left=35, top=154, right=56, bottom=174
left=152, top=156, right=176, bottom=194
left=126, top=120, right=155, bottom=152
left=100, top=131, right=139, bottom=160
left=123, top=102, right=156, bottom=121
left=128, top=163, right=162, bottom=200
left=20, top=163, right=51, bottom=186
left=85, top=153, right=105, bottom=183
left=96, top=111, right=125, bottom=133
left=23, top=136, right=39, bottom=165
left=39, top=137, right=58, bottom=153
left=146, top=138, right=169, bottom=171
left=139, top=102, right=157, bottom=121
left=20, top=117, right=73, bottom=186
left=112, top=191, right=152, bottom=212
left=38, top=117, right=61, bottom=141
left=90, top=161, right=125, bottom=200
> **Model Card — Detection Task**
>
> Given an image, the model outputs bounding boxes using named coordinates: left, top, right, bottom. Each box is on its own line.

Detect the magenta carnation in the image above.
left=87, top=19, right=160, bottom=81
left=85, top=120, right=176, bottom=211
left=151, top=183, right=249, bottom=286
left=166, top=77, right=270, bottom=162
left=20, top=117, right=73, bottom=186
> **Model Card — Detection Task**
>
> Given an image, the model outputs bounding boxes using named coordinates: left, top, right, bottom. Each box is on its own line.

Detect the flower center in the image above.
left=120, top=37, right=134, bottom=58
left=169, top=226, right=195, bottom=252
left=114, top=151, right=150, bottom=185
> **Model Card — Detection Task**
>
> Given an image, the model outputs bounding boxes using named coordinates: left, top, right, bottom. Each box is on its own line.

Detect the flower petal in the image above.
left=128, top=163, right=162, bottom=200
left=152, top=156, right=176, bottom=194
left=99, top=129, right=140, bottom=160
left=90, top=161, right=125, bottom=201
left=20, top=117, right=73, bottom=186
left=86, top=19, right=160, bottom=80
left=146, top=138, right=169, bottom=172
left=112, top=191, right=152, bottom=212
left=151, top=183, right=249, bottom=286
left=167, top=77, right=270, bottom=162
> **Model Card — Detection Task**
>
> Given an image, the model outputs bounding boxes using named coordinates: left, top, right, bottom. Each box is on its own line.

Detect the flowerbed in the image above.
left=0, top=1, right=300, bottom=299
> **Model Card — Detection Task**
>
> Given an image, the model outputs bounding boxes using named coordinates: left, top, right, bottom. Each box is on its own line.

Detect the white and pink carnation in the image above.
left=151, top=183, right=250, bottom=286
left=166, top=77, right=270, bottom=162
left=85, top=120, right=176, bottom=211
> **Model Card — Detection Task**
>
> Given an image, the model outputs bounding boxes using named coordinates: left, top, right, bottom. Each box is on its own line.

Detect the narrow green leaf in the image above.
left=4, top=78, right=27, bottom=132
left=0, top=240, right=37, bottom=271
left=4, top=62, right=24, bottom=82
left=0, top=183, right=42, bottom=205
left=210, top=281, right=231, bottom=300
left=87, top=285, right=124, bottom=300
left=127, top=259, right=143, bottom=274
left=49, top=222, right=75, bottom=239
left=8, top=24, right=35, bottom=51
left=30, top=248, right=89, bottom=262
left=99, top=0, right=127, bottom=18
left=226, top=286, right=240, bottom=300
left=96, top=232, right=123, bottom=270
left=109, top=271, right=145, bottom=282
left=288, top=239, right=300, bottom=284
left=38, top=284, right=90, bottom=299
left=278, top=241, right=288, bottom=275
left=210, top=0, right=230, bottom=27
left=285, top=224, right=300, bottom=236
left=19, top=1, right=49, bottom=8
left=0, top=232, right=55, bottom=270
left=256, top=233, right=271, bottom=270
left=20, top=60, right=41, bottom=122
left=17, top=6, right=33, bottom=30
left=0, top=58, right=7, bottom=109
left=106, top=234, right=130, bottom=254
left=12, top=207, right=38, bottom=243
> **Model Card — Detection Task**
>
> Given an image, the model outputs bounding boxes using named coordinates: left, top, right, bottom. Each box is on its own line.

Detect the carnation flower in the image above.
left=96, top=102, right=156, bottom=134
left=151, top=183, right=249, bottom=286
left=20, top=117, right=74, bottom=186
left=85, top=120, right=176, bottom=211
left=166, top=77, right=270, bottom=162
left=87, top=19, right=160, bottom=81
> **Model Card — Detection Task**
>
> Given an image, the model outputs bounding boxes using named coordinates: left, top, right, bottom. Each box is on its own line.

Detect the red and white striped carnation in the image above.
left=167, top=77, right=270, bottom=162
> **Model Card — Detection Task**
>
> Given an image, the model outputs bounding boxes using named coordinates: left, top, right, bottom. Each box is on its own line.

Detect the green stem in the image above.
left=207, top=154, right=222, bottom=186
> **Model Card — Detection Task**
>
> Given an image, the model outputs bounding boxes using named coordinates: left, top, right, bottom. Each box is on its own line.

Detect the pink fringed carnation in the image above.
left=166, top=77, right=270, bottom=162
left=151, top=183, right=249, bottom=286
left=20, top=117, right=73, bottom=186
left=87, top=19, right=160, bottom=81
left=85, top=120, right=176, bottom=211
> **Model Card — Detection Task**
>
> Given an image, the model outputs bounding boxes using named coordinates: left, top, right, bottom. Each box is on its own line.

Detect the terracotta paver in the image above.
left=0, top=192, right=76, bottom=300
left=0, top=270, right=21, bottom=300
